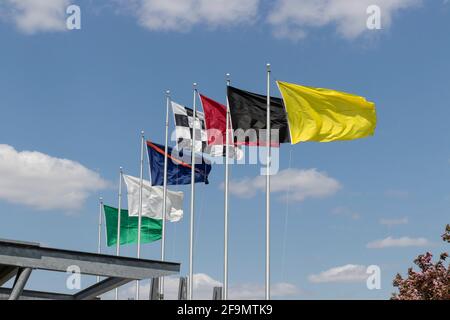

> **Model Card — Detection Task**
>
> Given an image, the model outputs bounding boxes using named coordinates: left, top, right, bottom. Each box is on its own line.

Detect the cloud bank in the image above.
left=0, top=144, right=108, bottom=211
left=0, top=0, right=69, bottom=34
left=308, top=264, right=368, bottom=283
left=268, top=0, right=421, bottom=40
left=0, top=0, right=422, bottom=39
left=227, top=168, right=341, bottom=202
left=120, top=0, right=259, bottom=32
left=366, top=236, right=431, bottom=249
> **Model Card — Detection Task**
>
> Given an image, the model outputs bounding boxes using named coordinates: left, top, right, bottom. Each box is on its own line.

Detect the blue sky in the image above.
left=0, top=0, right=449, bottom=299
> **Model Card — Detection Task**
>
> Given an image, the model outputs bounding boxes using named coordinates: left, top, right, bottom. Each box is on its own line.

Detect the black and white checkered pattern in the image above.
left=171, top=101, right=208, bottom=153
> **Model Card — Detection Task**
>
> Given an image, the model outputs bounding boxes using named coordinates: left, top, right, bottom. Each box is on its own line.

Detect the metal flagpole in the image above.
left=136, top=130, right=145, bottom=300
left=97, top=197, right=103, bottom=283
left=115, top=167, right=123, bottom=300
left=265, top=63, right=271, bottom=300
left=224, top=73, right=231, bottom=300
left=160, top=90, right=170, bottom=300
left=188, top=83, right=198, bottom=300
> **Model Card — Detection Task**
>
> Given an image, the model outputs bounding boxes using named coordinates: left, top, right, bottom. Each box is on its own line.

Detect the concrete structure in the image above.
left=0, top=239, right=180, bottom=300
left=213, top=286, right=223, bottom=300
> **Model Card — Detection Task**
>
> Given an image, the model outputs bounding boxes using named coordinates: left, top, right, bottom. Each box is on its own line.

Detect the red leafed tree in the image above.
left=391, top=225, right=450, bottom=300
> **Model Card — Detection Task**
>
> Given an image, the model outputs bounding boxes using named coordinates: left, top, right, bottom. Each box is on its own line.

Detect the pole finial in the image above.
left=119, top=166, right=123, bottom=171
left=166, top=90, right=170, bottom=96
left=99, top=196, right=103, bottom=202
left=266, top=63, right=271, bottom=71
left=141, top=130, right=145, bottom=136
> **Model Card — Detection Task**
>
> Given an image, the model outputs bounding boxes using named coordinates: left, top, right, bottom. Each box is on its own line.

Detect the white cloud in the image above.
left=308, top=264, right=368, bottom=283
left=367, top=236, right=430, bottom=249
left=0, top=144, right=108, bottom=211
left=191, top=273, right=222, bottom=299
left=118, top=0, right=260, bottom=31
left=230, top=282, right=298, bottom=299
left=106, top=273, right=298, bottom=300
left=0, top=0, right=69, bottom=34
left=379, top=217, right=408, bottom=227
left=267, top=0, right=421, bottom=40
left=0, top=0, right=423, bottom=38
left=227, top=168, right=341, bottom=202
left=332, top=206, right=360, bottom=220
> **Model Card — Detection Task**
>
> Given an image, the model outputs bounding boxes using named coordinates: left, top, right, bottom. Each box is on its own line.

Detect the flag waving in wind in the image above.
left=227, top=86, right=291, bottom=146
left=147, top=141, right=212, bottom=186
left=103, top=205, right=162, bottom=247
left=171, top=101, right=208, bottom=153
left=276, top=81, right=377, bottom=143
left=123, top=174, right=184, bottom=222
left=199, top=94, right=243, bottom=159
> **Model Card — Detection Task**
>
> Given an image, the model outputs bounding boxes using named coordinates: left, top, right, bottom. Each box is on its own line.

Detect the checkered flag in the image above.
left=171, top=101, right=208, bottom=153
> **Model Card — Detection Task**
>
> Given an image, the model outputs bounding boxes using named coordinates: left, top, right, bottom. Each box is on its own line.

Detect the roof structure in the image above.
left=0, top=239, right=180, bottom=300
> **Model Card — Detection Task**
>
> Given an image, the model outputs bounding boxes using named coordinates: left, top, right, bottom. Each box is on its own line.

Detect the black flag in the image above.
left=227, top=86, right=291, bottom=146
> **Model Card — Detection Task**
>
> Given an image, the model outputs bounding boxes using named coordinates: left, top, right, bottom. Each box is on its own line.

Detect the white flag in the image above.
left=123, top=174, right=183, bottom=222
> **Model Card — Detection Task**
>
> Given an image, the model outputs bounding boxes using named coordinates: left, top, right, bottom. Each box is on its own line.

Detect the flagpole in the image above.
left=223, top=73, right=231, bottom=300
left=265, top=63, right=271, bottom=300
left=97, top=197, right=103, bottom=283
left=160, top=90, right=170, bottom=300
left=136, top=130, right=145, bottom=300
left=115, top=167, right=123, bottom=300
left=188, top=82, right=198, bottom=300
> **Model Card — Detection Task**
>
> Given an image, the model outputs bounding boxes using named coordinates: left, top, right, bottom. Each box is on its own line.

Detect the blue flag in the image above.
left=147, top=141, right=212, bottom=186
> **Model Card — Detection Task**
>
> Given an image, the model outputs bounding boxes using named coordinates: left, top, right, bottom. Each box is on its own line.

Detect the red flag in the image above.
left=199, top=94, right=228, bottom=146
left=199, top=94, right=243, bottom=159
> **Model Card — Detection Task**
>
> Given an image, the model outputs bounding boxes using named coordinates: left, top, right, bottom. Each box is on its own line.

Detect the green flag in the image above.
left=103, top=205, right=162, bottom=247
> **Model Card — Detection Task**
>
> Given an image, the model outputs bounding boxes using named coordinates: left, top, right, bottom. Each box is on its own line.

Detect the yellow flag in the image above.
left=277, top=81, right=377, bottom=143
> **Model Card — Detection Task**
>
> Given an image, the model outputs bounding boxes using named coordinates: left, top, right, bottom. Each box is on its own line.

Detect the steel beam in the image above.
left=213, top=286, right=223, bottom=300
left=0, top=287, right=74, bottom=300
left=9, top=267, right=32, bottom=300
left=0, top=239, right=179, bottom=280
left=178, top=277, right=187, bottom=300
left=0, top=239, right=181, bottom=300
left=0, top=265, right=18, bottom=286
left=150, top=277, right=160, bottom=300
left=74, top=277, right=132, bottom=300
